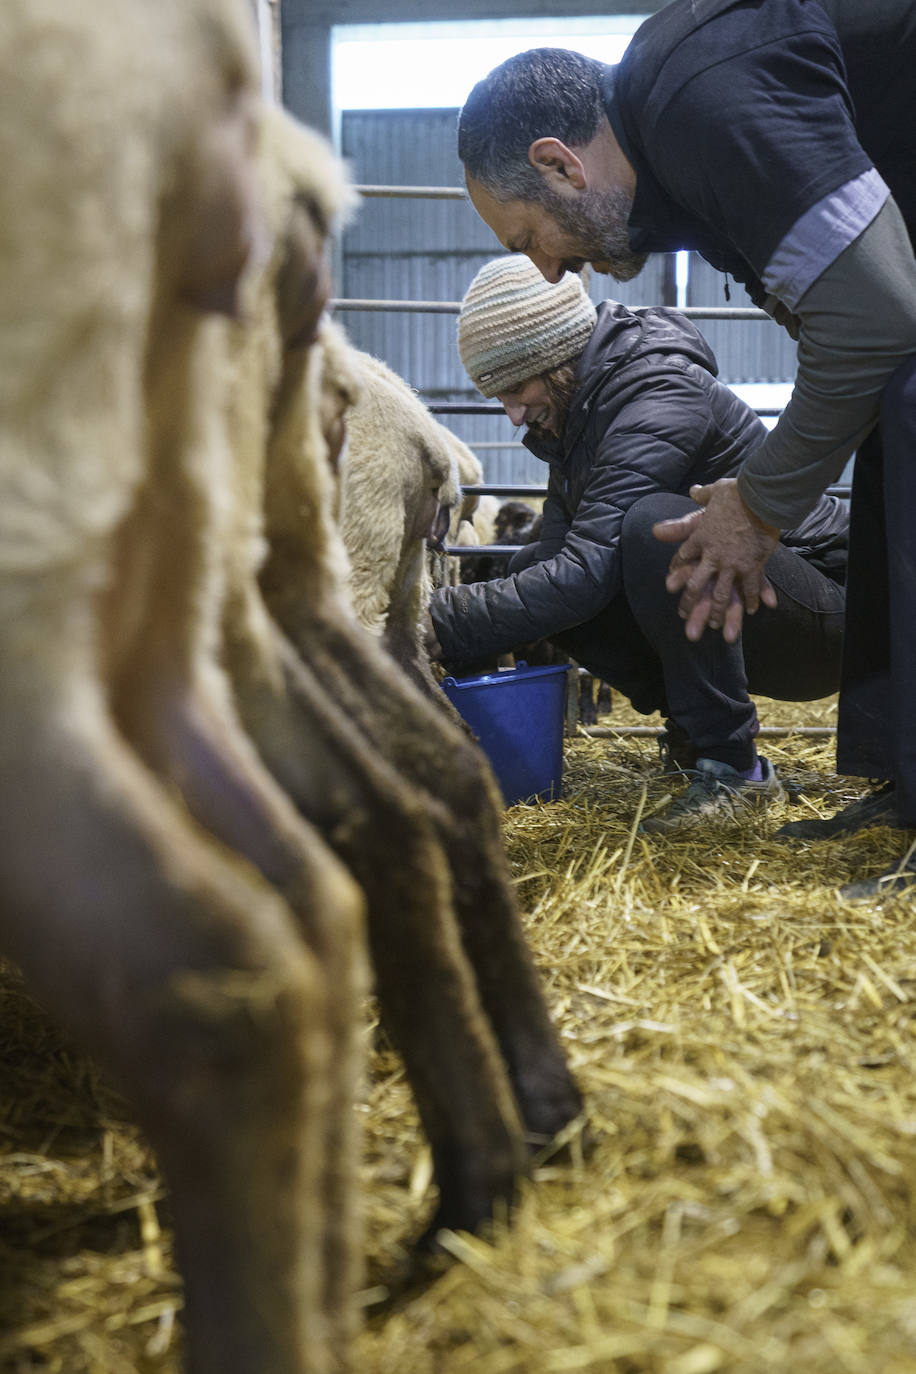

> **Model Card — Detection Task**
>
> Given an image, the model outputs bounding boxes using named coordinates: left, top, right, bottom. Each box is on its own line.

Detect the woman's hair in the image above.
left=458, top=48, right=608, bottom=203
left=527, top=362, right=576, bottom=436
left=539, top=362, right=580, bottom=434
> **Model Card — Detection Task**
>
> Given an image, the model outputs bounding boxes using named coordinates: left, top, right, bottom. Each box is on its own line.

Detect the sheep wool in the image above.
left=458, top=255, right=597, bottom=397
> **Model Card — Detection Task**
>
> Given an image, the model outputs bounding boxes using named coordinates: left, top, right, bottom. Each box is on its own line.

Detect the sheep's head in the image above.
left=241, top=109, right=361, bottom=562
left=495, top=499, right=539, bottom=543
left=425, top=438, right=459, bottom=554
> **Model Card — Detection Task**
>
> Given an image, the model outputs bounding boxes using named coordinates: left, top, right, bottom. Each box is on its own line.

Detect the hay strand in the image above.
left=4, top=693, right=916, bottom=1372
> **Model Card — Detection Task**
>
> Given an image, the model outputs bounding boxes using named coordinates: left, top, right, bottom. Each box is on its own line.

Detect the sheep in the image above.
left=433, top=432, right=483, bottom=590
left=212, top=115, right=531, bottom=1305
left=332, top=351, right=465, bottom=694
left=0, top=6, right=368, bottom=1374
left=215, top=113, right=583, bottom=1252
left=312, top=325, right=583, bottom=1116
left=446, top=432, right=486, bottom=539
left=468, top=493, right=504, bottom=548
left=457, top=497, right=539, bottom=584
left=265, top=324, right=583, bottom=1182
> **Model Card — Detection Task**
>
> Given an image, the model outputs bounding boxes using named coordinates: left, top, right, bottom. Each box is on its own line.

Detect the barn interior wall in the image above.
left=278, top=0, right=673, bottom=134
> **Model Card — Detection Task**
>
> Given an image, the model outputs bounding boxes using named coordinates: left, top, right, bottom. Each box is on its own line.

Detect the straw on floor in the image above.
left=3, top=692, right=916, bottom=1374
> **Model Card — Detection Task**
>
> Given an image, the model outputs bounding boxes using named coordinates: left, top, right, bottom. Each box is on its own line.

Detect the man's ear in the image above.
left=528, top=138, right=587, bottom=191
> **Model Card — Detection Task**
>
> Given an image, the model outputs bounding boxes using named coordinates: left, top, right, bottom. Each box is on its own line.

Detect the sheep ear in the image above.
left=427, top=502, right=451, bottom=554
left=275, top=200, right=330, bottom=349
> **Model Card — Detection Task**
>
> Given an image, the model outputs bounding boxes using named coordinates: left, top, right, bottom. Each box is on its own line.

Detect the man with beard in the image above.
left=427, top=256, right=848, bottom=832
left=457, top=3, right=916, bottom=894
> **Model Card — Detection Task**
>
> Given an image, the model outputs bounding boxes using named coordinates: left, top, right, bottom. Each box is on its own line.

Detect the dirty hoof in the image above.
left=513, top=1069, right=584, bottom=1148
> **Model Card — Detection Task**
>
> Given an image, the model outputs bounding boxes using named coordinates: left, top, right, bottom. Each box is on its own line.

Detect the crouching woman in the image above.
left=427, top=256, right=848, bottom=832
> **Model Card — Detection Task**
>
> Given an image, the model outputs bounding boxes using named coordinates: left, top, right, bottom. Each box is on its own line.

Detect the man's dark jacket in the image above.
left=603, top=0, right=916, bottom=282
left=430, top=302, right=848, bottom=664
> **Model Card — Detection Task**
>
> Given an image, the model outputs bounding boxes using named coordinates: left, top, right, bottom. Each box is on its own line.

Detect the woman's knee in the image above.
left=621, top=492, right=695, bottom=550
left=621, top=492, right=696, bottom=591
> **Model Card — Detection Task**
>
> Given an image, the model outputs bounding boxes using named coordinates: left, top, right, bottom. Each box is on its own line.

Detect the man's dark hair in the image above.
left=458, top=48, right=608, bottom=203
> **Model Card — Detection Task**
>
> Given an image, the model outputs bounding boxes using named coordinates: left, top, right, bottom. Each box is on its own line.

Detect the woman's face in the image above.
left=497, top=376, right=561, bottom=437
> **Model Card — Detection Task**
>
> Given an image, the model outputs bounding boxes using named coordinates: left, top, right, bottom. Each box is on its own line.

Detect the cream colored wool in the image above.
left=338, top=349, right=462, bottom=665
left=434, top=432, right=483, bottom=588
left=221, top=121, right=579, bottom=1344
left=458, top=255, right=597, bottom=397
left=0, top=16, right=371, bottom=1374
left=445, top=430, right=484, bottom=539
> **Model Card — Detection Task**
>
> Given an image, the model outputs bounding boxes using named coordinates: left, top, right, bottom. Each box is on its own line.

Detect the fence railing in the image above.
left=330, top=297, right=770, bottom=321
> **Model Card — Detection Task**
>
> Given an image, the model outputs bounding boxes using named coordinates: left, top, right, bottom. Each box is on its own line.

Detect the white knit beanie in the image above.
left=458, top=255, right=597, bottom=397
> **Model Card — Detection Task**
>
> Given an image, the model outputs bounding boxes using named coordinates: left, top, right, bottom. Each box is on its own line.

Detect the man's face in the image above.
left=497, top=376, right=561, bottom=438
left=467, top=175, right=648, bottom=284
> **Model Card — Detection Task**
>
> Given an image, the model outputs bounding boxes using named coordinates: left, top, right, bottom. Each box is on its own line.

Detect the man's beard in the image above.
left=541, top=183, right=648, bottom=282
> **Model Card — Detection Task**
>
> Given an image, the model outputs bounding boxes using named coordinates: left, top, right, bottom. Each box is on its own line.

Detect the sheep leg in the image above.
left=111, top=316, right=368, bottom=1357
left=224, top=614, right=529, bottom=1239
left=282, top=611, right=583, bottom=1147
left=421, top=721, right=584, bottom=1149
left=0, top=653, right=357, bottom=1374
left=113, top=662, right=365, bottom=1361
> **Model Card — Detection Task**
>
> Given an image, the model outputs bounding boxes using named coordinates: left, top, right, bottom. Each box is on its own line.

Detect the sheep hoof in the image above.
left=513, top=1071, right=585, bottom=1147
left=412, top=1148, right=524, bottom=1254
left=413, top=1206, right=507, bottom=1258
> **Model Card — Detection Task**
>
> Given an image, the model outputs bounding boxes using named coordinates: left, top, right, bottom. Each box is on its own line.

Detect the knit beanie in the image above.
left=458, top=255, right=597, bottom=397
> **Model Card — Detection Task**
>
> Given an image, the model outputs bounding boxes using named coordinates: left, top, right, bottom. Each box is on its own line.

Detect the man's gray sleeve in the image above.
left=737, top=198, right=916, bottom=528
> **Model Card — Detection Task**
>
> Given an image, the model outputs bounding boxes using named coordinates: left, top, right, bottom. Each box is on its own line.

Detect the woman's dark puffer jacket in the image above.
left=430, top=300, right=849, bottom=663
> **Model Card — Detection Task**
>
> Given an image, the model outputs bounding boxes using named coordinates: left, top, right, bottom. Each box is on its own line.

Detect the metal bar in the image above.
left=329, top=298, right=770, bottom=321
left=330, top=298, right=462, bottom=313
left=581, top=724, right=836, bottom=739
left=430, top=402, right=512, bottom=414
left=444, top=543, right=526, bottom=556
left=430, top=400, right=784, bottom=417
left=354, top=184, right=468, bottom=200
left=446, top=482, right=852, bottom=501
left=455, top=486, right=542, bottom=498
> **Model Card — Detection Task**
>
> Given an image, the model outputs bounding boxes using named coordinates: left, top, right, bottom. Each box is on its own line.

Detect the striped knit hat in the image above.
left=458, top=255, right=597, bottom=397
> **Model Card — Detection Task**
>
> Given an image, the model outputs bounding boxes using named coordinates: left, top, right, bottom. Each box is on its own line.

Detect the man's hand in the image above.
left=652, top=478, right=779, bottom=642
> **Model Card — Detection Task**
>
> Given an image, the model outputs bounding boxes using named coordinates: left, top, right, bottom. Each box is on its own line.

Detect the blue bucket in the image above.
left=442, top=661, right=569, bottom=806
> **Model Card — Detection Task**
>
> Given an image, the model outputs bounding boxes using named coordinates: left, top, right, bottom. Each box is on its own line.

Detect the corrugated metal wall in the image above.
left=337, top=108, right=795, bottom=485
left=686, top=255, right=798, bottom=383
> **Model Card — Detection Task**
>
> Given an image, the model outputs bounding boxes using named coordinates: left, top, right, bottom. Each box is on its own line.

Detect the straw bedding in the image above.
left=4, top=692, right=916, bottom=1373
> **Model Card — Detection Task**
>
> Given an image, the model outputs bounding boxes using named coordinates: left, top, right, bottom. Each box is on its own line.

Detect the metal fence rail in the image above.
left=330, top=297, right=770, bottom=321
left=353, top=185, right=469, bottom=199
left=581, top=724, right=835, bottom=740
